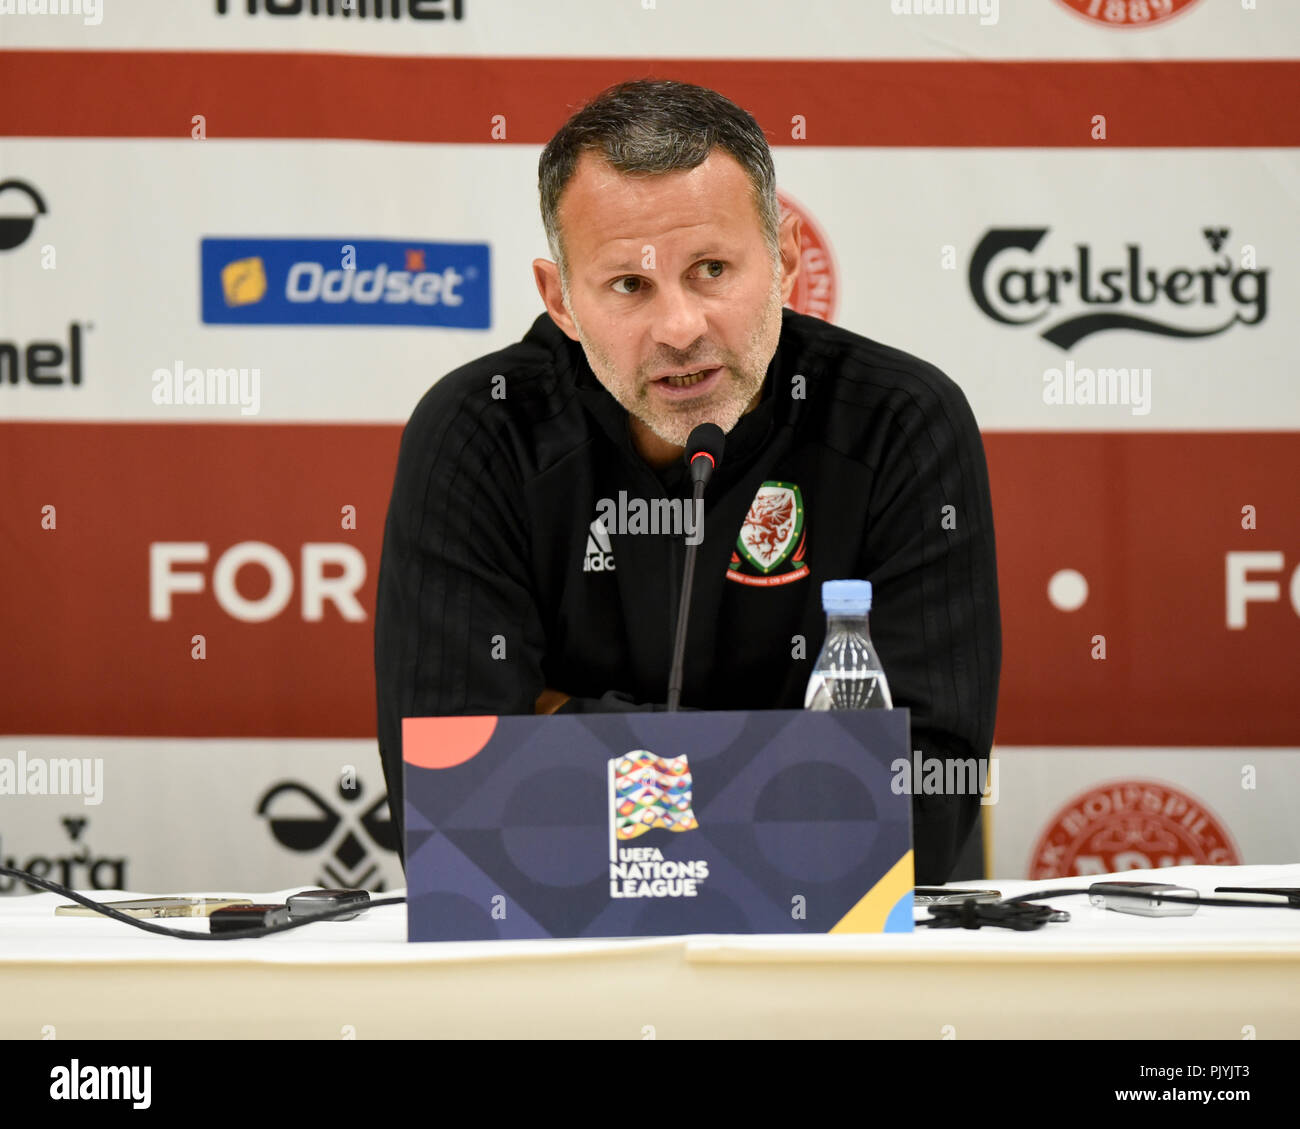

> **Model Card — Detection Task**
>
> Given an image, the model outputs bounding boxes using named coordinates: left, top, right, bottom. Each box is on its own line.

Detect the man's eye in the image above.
left=612, top=277, right=643, bottom=294
left=697, top=261, right=725, bottom=279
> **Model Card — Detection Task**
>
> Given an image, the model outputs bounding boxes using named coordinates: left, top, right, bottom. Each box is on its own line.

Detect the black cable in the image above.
left=915, top=887, right=1090, bottom=930
left=0, top=864, right=405, bottom=940
left=917, top=899, right=1061, bottom=931
left=997, top=887, right=1091, bottom=904
left=998, top=888, right=1299, bottom=910
left=917, top=886, right=1300, bottom=931
left=14, top=864, right=1290, bottom=940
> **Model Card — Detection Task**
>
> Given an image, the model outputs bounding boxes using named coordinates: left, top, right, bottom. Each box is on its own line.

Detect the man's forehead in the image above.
left=569, top=144, right=746, bottom=188
left=560, top=149, right=757, bottom=263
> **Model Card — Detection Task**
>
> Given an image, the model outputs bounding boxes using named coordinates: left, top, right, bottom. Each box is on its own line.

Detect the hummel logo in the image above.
left=584, top=519, right=615, bottom=572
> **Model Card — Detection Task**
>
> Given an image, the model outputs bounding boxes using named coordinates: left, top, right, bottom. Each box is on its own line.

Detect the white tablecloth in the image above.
left=3, top=863, right=1298, bottom=1038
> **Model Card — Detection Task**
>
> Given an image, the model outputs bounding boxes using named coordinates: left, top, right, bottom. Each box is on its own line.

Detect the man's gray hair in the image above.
left=538, top=79, right=781, bottom=293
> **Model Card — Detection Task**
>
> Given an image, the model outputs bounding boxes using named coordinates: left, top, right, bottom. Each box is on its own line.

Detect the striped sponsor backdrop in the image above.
left=2, top=0, right=1296, bottom=888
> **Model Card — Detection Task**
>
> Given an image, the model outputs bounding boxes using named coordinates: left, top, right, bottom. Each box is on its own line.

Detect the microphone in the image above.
left=687, top=422, right=725, bottom=489
left=666, top=423, right=725, bottom=712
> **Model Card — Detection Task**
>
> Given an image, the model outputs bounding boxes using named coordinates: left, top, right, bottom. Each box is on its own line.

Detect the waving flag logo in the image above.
left=610, top=751, right=698, bottom=843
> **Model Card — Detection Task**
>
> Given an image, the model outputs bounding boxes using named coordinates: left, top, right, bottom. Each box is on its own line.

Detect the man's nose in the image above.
left=651, top=282, right=709, bottom=354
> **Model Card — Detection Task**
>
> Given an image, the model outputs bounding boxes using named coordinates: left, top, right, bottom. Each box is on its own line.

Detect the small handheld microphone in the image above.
left=667, top=424, right=725, bottom=712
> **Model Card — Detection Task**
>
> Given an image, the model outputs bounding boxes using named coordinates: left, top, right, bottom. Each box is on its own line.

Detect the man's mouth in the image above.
left=662, top=369, right=713, bottom=388
left=652, top=366, right=724, bottom=398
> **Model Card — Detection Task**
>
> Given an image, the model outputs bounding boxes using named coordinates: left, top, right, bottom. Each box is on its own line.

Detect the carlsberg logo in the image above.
left=969, top=227, right=1268, bottom=350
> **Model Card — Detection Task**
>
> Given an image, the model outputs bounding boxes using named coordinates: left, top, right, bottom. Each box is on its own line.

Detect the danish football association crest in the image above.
left=726, top=481, right=809, bottom=587
left=1053, top=0, right=1201, bottom=29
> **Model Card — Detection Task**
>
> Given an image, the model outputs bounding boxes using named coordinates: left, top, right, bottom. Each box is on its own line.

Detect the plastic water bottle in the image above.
left=804, top=580, right=893, bottom=710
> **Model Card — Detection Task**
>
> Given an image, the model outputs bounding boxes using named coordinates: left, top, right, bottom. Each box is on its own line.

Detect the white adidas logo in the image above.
left=583, top=519, right=615, bottom=572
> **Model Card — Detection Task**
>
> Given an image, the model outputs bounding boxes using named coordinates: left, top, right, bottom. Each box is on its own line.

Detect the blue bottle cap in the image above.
left=822, top=579, right=873, bottom=614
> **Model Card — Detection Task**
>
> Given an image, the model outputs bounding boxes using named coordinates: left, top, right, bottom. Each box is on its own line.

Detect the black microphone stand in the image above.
left=666, top=475, right=707, bottom=713
left=666, top=423, right=724, bottom=712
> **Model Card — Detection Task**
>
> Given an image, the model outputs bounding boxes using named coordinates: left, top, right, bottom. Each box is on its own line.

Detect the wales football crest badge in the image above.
left=726, top=481, right=810, bottom=587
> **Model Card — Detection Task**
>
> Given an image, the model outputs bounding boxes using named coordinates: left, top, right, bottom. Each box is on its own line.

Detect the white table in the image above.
left=3, top=864, right=1298, bottom=1039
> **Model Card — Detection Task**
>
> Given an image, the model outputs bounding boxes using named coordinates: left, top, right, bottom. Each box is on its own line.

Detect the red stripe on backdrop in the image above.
left=0, top=423, right=399, bottom=740
left=1, top=424, right=1297, bottom=744
left=987, top=432, right=1300, bottom=747
left=1, top=53, right=1297, bottom=146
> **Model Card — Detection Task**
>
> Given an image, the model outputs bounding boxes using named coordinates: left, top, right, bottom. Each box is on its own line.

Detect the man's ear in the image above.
left=777, top=210, right=802, bottom=305
left=532, top=259, right=579, bottom=340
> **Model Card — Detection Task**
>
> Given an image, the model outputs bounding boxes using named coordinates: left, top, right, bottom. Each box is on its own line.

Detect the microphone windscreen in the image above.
left=685, top=422, right=726, bottom=470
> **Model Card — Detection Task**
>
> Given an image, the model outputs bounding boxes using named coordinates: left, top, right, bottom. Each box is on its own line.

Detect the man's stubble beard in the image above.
left=567, top=266, right=783, bottom=448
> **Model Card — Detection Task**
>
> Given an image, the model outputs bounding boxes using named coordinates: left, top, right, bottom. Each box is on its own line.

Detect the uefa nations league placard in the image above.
left=403, top=709, right=914, bottom=940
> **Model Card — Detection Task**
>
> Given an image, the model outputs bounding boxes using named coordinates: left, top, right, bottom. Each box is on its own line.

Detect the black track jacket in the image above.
left=375, top=308, right=1001, bottom=885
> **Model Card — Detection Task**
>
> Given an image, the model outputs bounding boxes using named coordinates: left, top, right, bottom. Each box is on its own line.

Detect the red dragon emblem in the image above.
left=743, top=492, right=795, bottom=566
left=728, top=482, right=809, bottom=587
